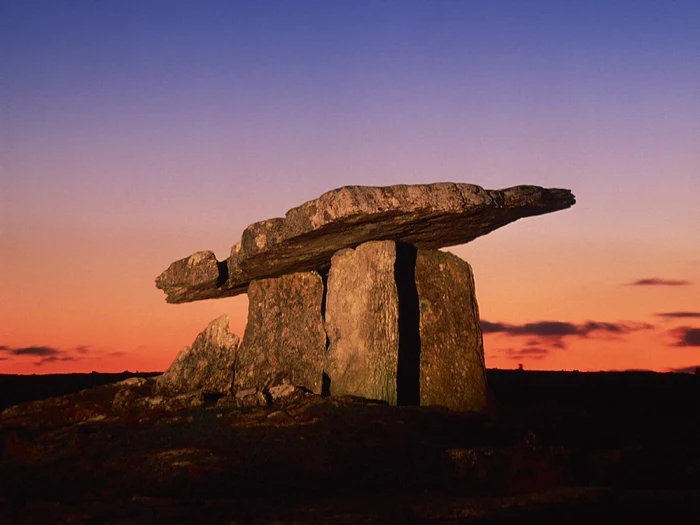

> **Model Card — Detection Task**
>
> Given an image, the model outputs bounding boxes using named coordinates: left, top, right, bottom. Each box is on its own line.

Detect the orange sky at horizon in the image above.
left=2, top=205, right=698, bottom=375
left=2, top=1, right=699, bottom=375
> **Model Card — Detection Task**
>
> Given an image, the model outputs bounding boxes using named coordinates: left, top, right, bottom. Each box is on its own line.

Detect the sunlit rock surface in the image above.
left=234, top=271, right=326, bottom=395
left=416, top=250, right=487, bottom=411
left=156, top=183, right=575, bottom=303
left=155, top=315, right=239, bottom=396
left=324, top=241, right=400, bottom=404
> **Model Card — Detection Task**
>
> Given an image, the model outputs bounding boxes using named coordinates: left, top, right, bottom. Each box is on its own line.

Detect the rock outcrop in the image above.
left=324, top=241, right=400, bottom=404
left=155, top=315, right=239, bottom=396
left=416, top=250, right=486, bottom=411
left=234, top=271, right=326, bottom=396
left=156, top=183, right=575, bottom=303
left=155, top=182, right=576, bottom=412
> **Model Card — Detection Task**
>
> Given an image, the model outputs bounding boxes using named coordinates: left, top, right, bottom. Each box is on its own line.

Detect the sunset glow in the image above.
left=2, top=0, right=699, bottom=374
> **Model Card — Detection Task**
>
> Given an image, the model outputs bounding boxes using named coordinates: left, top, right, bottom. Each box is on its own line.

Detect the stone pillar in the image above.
left=415, top=250, right=487, bottom=412
left=324, top=241, right=400, bottom=404
left=234, top=271, right=326, bottom=395
left=324, top=240, right=487, bottom=411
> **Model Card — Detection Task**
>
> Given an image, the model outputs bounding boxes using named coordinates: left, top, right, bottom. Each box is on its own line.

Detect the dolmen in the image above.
left=155, top=183, right=575, bottom=411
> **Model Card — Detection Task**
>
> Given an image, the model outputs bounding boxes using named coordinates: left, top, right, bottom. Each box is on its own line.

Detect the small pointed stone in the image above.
left=155, top=314, right=239, bottom=396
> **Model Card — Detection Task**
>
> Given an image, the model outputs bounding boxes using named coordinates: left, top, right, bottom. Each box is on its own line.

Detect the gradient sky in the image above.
left=2, top=0, right=699, bottom=374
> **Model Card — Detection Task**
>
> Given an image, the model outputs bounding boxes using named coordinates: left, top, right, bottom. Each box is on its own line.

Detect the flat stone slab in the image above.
left=156, top=183, right=575, bottom=303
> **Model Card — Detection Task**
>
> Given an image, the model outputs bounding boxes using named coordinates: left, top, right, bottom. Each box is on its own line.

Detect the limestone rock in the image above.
left=155, top=315, right=239, bottom=396
left=154, top=251, right=229, bottom=304
left=234, top=271, right=326, bottom=395
left=156, top=183, right=575, bottom=303
left=415, top=250, right=487, bottom=412
left=324, top=241, right=400, bottom=404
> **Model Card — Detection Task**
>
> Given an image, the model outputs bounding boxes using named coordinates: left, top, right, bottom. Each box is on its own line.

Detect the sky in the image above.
left=1, top=0, right=699, bottom=375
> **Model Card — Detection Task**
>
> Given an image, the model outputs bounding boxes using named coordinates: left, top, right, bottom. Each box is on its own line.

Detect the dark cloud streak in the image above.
left=0, top=344, right=102, bottom=366
left=627, top=278, right=691, bottom=286
left=656, top=312, right=700, bottom=319
left=481, top=320, right=652, bottom=338
left=35, top=355, right=77, bottom=366
left=670, top=327, right=700, bottom=347
left=503, top=347, right=549, bottom=360
left=8, top=346, right=61, bottom=357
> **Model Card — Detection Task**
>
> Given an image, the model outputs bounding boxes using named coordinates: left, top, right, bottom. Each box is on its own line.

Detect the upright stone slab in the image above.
left=155, top=314, right=239, bottom=396
left=234, top=271, right=326, bottom=395
left=415, top=250, right=487, bottom=412
left=324, top=241, right=400, bottom=404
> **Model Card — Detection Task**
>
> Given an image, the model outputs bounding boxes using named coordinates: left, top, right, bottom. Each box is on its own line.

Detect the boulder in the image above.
left=155, top=251, right=229, bottom=304
left=156, top=183, right=575, bottom=303
left=234, top=271, right=326, bottom=395
left=155, top=315, right=239, bottom=396
left=415, top=250, right=487, bottom=412
left=324, top=241, right=400, bottom=404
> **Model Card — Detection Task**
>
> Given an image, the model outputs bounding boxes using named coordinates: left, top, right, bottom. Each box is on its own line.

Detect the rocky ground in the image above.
left=1, top=370, right=698, bottom=523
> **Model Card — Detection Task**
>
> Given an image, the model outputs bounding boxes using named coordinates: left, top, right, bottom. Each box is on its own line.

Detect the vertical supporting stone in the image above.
left=324, top=241, right=400, bottom=404
left=415, top=250, right=487, bottom=412
left=234, top=271, right=326, bottom=395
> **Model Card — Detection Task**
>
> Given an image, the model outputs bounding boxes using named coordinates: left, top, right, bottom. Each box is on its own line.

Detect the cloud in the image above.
left=483, top=319, right=653, bottom=357
left=481, top=320, right=652, bottom=338
left=670, top=327, right=700, bottom=347
left=627, top=278, right=691, bottom=286
left=8, top=346, right=61, bottom=357
left=503, top=347, right=549, bottom=360
left=0, top=344, right=98, bottom=365
left=655, top=312, right=700, bottom=319
left=35, top=355, right=77, bottom=366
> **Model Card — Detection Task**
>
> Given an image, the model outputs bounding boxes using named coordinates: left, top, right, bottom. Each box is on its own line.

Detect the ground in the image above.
left=1, top=370, right=698, bottom=523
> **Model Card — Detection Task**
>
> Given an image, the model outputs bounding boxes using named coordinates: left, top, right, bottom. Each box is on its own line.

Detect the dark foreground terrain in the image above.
left=1, top=370, right=698, bottom=523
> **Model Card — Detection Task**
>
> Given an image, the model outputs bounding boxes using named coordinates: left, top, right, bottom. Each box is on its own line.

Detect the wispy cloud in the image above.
left=655, top=311, right=700, bottom=319
left=3, top=346, right=62, bottom=357
left=481, top=320, right=652, bottom=338
left=0, top=344, right=105, bottom=366
left=35, top=355, right=77, bottom=366
left=483, top=319, right=653, bottom=357
left=669, top=327, right=700, bottom=347
left=502, top=347, right=549, bottom=360
left=627, top=278, right=691, bottom=286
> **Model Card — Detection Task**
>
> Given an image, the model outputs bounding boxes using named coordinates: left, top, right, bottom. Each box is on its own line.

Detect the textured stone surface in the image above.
left=234, top=271, right=326, bottom=395
left=324, top=241, right=399, bottom=404
left=154, top=251, right=229, bottom=304
left=155, top=315, right=239, bottom=396
left=415, top=250, right=487, bottom=412
left=156, top=183, right=575, bottom=303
